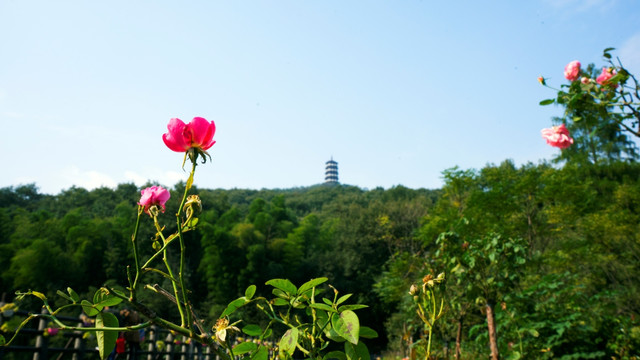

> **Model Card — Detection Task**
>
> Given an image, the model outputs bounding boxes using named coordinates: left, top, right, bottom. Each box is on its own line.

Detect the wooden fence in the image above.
left=0, top=311, right=224, bottom=360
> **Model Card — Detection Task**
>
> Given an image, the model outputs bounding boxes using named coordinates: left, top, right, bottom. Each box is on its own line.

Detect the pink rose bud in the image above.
left=563, top=60, right=581, bottom=81
left=541, top=124, right=574, bottom=149
left=163, top=117, right=216, bottom=152
left=46, top=328, right=59, bottom=336
left=537, top=76, right=545, bottom=85
left=596, top=67, right=617, bottom=87
left=581, top=77, right=590, bottom=84
left=138, top=186, right=171, bottom=215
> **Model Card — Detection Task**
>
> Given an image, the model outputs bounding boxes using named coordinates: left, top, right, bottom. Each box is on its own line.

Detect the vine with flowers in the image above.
left=0, top=117, right=376, bottom=360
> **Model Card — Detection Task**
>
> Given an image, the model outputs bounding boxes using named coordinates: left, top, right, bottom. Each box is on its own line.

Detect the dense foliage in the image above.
left=2, top=158, right=640, bottom=358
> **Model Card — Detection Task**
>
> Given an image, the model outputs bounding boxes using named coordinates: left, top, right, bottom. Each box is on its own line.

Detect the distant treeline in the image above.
left=2, top=159, right=640, bottom=357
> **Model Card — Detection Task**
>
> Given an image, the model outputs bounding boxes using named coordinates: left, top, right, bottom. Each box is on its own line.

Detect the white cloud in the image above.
left=62, top=166, right=118, bottom=190
left=124, top=169, right=186, bottom=188
left=619, top=33, right=640, bottom=75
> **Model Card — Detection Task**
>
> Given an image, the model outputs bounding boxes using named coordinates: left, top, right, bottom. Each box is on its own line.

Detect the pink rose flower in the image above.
left=581, top=77, right=590, bottom=84
left=541, top=124, right=574, bottom=149
left=138, top=186, right=171, bottom=214
left=46, top=328, right=59, bottom=336
left=163, top=117, right=216, bottom=152
left=564, top=60, right=581, bottom=81
left=596, top=67, right=617, bottom=87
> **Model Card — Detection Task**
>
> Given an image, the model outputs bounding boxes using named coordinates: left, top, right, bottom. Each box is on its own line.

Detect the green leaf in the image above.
left=336, top=294, right=352, bottom=305
left=345, top=341, right=370, bottom=360
left=245, top=285, right=257, bottom=300
left=332, top=310, right=360, bottom=345
left=96, top=311, right=119, bottom=360
left=309, top=303, right=337, bottom=313
left=297, top=277, right=328, bottom=295
left=266, top=279, right=297, bottom=295
left=358, top=326, right=378, bottom=339
left=272, top=298, right=289, bottom=306
left=251, top=346, right=269, bottom=360
left=279, top=328, right=299, bottom=356
left=67, top=287, right=80, bottom=303
left=242, top=324, right=263, bottom=337
left=57, top=290, right=73, bottom=302
left=323, top=351, right=347, bottom=360
left=338, top=304, right=368, bottom=312
left=323, top=298, right=333, bottom=306
left=185, top=171, right=194, bottom=191
left=233, top=341, right=258, bottom=355
left=93, top=289, right=123, bottom=309
left=0, top=334, right=6, bottom=346
left=220, top=297, right=248, bottom=318
left=82, top=300, right=99, bottom=317
left=539, top=99, right=555, bottom=106
left=603, top=53, right=612, bottom=59
left=603, top=47, right=615, bottom=53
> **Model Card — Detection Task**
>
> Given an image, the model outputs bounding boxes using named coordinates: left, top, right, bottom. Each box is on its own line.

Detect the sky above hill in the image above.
left=2, top=0, right=640, bottom=194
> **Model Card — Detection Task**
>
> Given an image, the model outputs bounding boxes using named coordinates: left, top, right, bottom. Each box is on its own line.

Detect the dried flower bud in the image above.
left=409, top=284, right=419, bottom=296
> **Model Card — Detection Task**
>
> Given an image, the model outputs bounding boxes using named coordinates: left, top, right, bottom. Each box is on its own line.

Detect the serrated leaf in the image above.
left=233, top=341, right=258, bottom=355
left=245, top=285, right=256, bottom=300
left=323, top=351, right=347, bottom=360
left=309, top=303, right=337, bottom=313
left=96, top=311, right=119, bottom=360
left=220, top=297, right=248, bottom=318
left=332, top=310, right=359, bottom=345
left=265, top=279, right=297, bottom=295
left=297, top=277, right=328, bottom=295
left=82, top=300, right=99, bottom=317
left=539, top=99, right=555, bottom=106
left=279, top=328, right=299, bottom=356
left=242, top=324, right=262, bottom=337
left=359, top=326, right=378, bottom=339
left=67, top=287, right=80, bottom=303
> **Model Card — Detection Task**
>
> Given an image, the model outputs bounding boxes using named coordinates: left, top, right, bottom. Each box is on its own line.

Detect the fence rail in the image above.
left=0, top=311, right=221, bottom=360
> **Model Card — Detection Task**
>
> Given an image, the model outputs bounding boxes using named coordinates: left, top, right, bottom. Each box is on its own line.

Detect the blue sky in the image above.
left=1, top=0, right=640, bottom=194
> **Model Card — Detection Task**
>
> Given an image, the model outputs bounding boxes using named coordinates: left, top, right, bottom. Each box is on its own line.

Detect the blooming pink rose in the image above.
left=541, top=124, right=574, bottom=149
left=138, top=186, right=171, bottom=214
left=564, top=60, right=581, bottom=81
left=596, top=67, right=617, bottom=87
left=163, top=117, right=216, bottom=152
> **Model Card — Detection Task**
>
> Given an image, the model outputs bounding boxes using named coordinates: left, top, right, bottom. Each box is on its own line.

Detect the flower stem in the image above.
left=130, top=209, right=143, bottom=299
left=175, top=159, right=197, bottom=332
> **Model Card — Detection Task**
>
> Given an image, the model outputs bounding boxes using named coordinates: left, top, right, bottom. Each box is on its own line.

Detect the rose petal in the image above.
left=163, top=118, right=190, bottom=152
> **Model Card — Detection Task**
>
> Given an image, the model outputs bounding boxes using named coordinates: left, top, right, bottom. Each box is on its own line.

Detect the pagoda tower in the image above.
left=324, top=158, right=339, bottom=184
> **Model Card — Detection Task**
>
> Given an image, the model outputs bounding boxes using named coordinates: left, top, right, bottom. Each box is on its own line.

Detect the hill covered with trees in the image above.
left=2, top=158, right=640, bottom=358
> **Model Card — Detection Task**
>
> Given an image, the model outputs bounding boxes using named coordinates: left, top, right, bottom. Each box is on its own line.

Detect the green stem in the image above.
left=154, top=216, right=186, bottom=328
left=130, top=210, right=143, bottom=299
left=175, top=160, right=197, bottom=332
